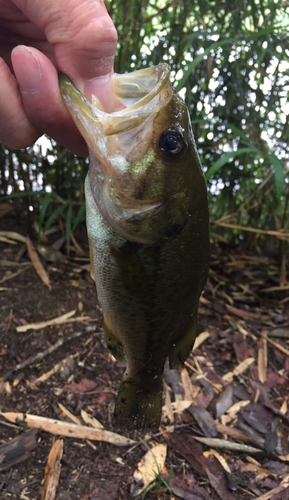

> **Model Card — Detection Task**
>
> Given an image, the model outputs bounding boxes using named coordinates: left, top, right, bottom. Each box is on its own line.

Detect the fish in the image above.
left=59, top=63, right=210, bottom=430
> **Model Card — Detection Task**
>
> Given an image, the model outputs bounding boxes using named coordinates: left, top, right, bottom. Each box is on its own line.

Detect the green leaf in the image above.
left=175, top=39, right=233, bottom=91
left=223, top=124, right=249, bottom=141
left=2, top=189, right=46, bottom=200
left=51, top=192, right=66, bottom=204
left=72, top=202, right=86, bottom=231
left=182, top=30, right=224, bottom=43
left=205, top=147, right=260, bottom=180
left=243, top=25, right=280, bottom=38
left=44, top=204, right=67, bottom=231
left=66, top=203, right=73, bottom=245
left=270, top=154, right=284, bottom=200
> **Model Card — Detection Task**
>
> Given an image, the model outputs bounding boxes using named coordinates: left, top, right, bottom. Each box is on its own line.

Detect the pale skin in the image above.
left=0, top=0, right=117, bottom=155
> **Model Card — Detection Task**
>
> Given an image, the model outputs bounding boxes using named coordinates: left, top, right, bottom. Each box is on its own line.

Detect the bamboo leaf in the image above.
left=175, top=39, right=233, bottom=91
left=72, top=202, right=86, bottom=231
left=243, top=25, right=280, bottom=38
left=206, top=147, right=260, bottom=180
left=270, top=154, right=284, bottom=200
left=44, top=204, right=67, bottom=231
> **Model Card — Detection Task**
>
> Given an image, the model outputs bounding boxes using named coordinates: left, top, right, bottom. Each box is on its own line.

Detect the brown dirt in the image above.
left=0, top=213, right=289, bottom=500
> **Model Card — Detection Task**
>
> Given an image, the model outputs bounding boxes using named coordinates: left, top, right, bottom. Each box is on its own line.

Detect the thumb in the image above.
left=13, top=0, right=117, bottom=109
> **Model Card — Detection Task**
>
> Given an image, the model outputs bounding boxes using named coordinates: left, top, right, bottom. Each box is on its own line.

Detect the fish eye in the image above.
left=159, top=129, right=187, bottom=159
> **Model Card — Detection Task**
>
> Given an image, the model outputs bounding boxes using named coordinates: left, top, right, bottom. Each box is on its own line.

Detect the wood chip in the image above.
left=41, top=439, right=63, bottom=500
left=81, top=409, right=104, bottom=429
left=226, top=400, right=251, bottom=416
left=58, top=403, right=81, bottom=425
left=259, top=331, right=289, bottom=357
left=204, top=449, right=231, bottom=473
left=222, top=357, right=255, bottom=383
left=193, top=331, right=211, bottom=351
left=1, top=412, right=135, bottom=446
left=180, top=368, right=194, bottom=401
left=16, top=309, right=78, bottom=332
left=258, top=337, right=267, bottom=383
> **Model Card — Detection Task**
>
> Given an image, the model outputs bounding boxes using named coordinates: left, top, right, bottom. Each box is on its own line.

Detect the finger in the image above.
left=12, top=45, right=88, bottom=156
left=0, top=56, right=40, bottom=149
left=12, top=0, right=117, bottom=109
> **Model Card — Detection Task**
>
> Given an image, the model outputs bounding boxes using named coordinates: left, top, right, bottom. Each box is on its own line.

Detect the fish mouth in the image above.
left=59, top=64, right=171, bottom=137
left=59, top=64, right=172, bottom=243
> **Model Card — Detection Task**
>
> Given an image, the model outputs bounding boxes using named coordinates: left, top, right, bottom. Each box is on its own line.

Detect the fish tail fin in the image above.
left=114, top=372, right=163, bottom=430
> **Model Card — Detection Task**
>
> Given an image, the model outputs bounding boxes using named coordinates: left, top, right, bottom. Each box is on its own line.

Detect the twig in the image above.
left=8, top=325, right=98, bottom=374
left=184, top=361, right=223, bottom=393
left=211, top=221, right=289, bottom=241
left=124, top=424, right=189, bottom=456
left=0, top=419, right=19, bottom=430
left=259, top=331, right=289, bottom=358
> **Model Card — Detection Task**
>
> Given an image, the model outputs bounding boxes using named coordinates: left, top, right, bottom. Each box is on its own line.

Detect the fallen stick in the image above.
left=1, top=412, right=135, bottom=446
left=9, top=325, right=97, bottom=374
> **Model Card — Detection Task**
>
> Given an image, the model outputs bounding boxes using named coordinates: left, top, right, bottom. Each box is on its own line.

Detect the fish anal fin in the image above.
left=169, top=313, right=198, bottom=369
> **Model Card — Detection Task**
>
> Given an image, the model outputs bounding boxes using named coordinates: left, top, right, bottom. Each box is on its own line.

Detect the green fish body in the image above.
left=59, top=64, right=210, bottom=429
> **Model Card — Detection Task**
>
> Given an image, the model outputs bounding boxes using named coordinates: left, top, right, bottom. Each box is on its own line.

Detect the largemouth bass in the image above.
left=59, top=64, right=210, bottom=429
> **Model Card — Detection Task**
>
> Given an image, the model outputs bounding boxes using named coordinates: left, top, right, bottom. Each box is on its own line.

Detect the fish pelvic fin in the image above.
left=114, top=371, right=163, bottom=430
left=169, top=313, right=198, bottom=369
left=104, top=318, right=125, bottom=361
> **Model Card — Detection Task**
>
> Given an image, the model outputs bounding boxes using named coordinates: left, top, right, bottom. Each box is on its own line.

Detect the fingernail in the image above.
left=12, top=45, right=42, bottom=95
left=84, top=74, right=113, bottom=112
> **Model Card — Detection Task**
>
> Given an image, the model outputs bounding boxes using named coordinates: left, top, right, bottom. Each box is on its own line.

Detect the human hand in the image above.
left=0, top=0, right=117, bottom=155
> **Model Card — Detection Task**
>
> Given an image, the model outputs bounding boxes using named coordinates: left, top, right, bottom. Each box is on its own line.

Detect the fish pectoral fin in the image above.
left=114, top=371, right=163, bottom=430
left=104, top=318, right=125, bottom=361
left=109, top=242, right=148, bottom=295
left=168, top=313, right=198, bottom=369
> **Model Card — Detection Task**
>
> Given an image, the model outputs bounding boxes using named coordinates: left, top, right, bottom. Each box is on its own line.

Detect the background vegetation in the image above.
left=1, top=0, right=289, bottom=250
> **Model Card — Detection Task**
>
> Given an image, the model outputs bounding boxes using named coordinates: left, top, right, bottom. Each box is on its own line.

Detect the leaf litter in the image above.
left=0, top=219, right=289, bottom=499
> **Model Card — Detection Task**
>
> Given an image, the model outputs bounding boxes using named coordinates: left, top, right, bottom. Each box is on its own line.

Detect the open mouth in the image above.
left=59, top=63, right=171, bottom=137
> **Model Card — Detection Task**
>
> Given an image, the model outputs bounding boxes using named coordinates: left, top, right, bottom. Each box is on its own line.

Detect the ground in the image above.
left=0, top=212, right=289, bottom=500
